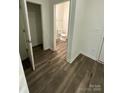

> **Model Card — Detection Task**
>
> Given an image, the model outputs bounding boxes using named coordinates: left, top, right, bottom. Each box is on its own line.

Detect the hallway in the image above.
left=23, top=40, right=104, bottom=93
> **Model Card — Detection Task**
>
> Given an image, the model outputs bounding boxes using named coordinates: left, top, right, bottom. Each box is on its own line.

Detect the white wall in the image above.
left=19, top=7, right=28, bottom=60
left=70, top=0, right=104, bottom=62
left=56, top=3, right=65, bottom=39
left=27, top=2, right=43, bottom=47
left=19, top=56, right=29, bottom=93
left=23, top=0, right=104, bottom=63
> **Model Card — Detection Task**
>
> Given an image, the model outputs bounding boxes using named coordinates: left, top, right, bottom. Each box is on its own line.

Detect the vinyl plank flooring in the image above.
left=63, top=58, right=94, bottom=93
left=23, top=40, right=104, bottom=93
left=86, top=63, right=104, bottom=93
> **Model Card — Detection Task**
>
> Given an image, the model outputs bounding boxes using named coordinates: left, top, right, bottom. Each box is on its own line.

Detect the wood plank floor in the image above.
left=23, top=40, right=104, bottom=93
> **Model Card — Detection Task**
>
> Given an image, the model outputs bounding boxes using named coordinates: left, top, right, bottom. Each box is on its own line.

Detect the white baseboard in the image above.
left=80, top=52, right=97, bottom=61
left=80, top=52, right=104, bottom=64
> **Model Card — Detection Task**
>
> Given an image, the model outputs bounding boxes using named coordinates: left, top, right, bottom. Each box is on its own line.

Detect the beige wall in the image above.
left=55, top=1, right=69, bottom=39
left=63, top=1, right=69, bottom=36
left=56, top=2, right=65, bottom=38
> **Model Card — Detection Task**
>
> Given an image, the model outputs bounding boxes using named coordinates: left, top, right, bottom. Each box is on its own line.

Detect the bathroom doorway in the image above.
left=53, top=1, right=70, bottom=59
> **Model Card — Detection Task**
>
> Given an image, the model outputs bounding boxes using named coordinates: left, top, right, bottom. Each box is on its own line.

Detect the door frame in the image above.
left=21, top=0, right=45, bottom=70
left=97, top=37, right=104, bottom=64
left=26, top=1, right=45, bottom=50
left=53, top=0, right=70, bottom=51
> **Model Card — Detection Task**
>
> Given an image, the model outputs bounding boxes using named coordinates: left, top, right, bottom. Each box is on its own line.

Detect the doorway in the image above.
left=27, top=2, right=43, bottom=66
left=54, top=1, right=70, bottom=59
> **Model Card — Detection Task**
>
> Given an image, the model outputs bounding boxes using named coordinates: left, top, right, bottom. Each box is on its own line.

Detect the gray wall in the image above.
left=27, top=2, right=43, bottom=47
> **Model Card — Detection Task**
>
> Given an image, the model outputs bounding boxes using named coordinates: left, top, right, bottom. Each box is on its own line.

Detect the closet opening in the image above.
left=27, top=2, right=43, bottom=66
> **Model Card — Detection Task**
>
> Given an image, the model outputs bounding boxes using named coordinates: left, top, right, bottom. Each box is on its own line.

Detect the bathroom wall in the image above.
left=63, top=1, right=70, bottom=37
left=55, top=1, right=70, bottom=40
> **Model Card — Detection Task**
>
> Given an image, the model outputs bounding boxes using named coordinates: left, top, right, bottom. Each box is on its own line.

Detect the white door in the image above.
left=99, top=40, right=104, bottom=63
left=20, top=0, right=35, bottom=70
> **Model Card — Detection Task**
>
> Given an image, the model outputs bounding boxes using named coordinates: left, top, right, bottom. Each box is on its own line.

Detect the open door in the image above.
left=20, top=0, right=35, bottom=70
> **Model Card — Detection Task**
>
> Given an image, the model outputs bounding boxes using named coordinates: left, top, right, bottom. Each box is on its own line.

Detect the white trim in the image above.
left=53, top=1, right=70, bottom=51
left=81, top=52, right=104, bottom=65
left=67, top=52, right=79, bottom=63
left=26, top=0, right=43, bottom=4
left=97, top=36, right=104, bottom=63
left=96, top=33, right=104, bottom=60
left=26, top=1, right=45, bottom=50
left=80, top=52, right=97, bottom=61
left=53, top=5, right=56, bottom=51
